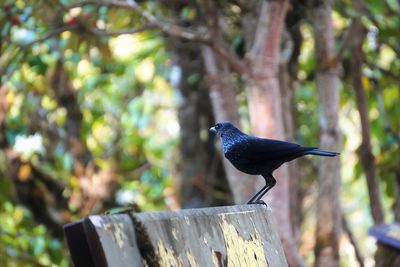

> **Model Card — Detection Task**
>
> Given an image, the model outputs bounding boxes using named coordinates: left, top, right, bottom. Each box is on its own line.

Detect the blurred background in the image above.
left=0, top=0, right=399, bottom=266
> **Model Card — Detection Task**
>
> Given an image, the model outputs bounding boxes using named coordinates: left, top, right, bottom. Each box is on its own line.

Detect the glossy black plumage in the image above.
left=210, top=121, right=339, bottom=204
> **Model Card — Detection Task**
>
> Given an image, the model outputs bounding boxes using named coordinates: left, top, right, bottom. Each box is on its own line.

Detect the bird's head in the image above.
left=209, top=121, right=236, bottom=138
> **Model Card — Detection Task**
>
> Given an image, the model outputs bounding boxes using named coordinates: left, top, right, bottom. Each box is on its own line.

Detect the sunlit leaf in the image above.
left=17, top=164, right=31, bottom=181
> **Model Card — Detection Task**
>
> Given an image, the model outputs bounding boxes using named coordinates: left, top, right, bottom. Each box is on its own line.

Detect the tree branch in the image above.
left=204, top=0, right=219, bottom=38
left=87, top=23, right=156, bottom=36
left=350, top=5, right=385, bottom=224
left=342, top=213, right=365, bottom=267
left=211, top=42, right=248, bottom=76
left=365, top=60, right=398, bottom=80
left=66, top=0, right=247, bottom=75
left=66, top=0, right=211, bottom=43
left=329, top=20, right=356, bottom=67
left=21, top=25, right=75, bottom=48
left=18, top=22, right=156, bottom=50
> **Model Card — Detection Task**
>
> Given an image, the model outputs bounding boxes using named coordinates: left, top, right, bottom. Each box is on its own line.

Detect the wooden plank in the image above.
left=369, top=223, right=400, bottom=249
left=131, top=204, right=287, bottom=267
left=85, top=214, right=144, bottom=267
left=64, top=220, right=96, bottom=267
left=64, top=214, right=144, bottom=267
left=65, top=204, right=288, bottom=267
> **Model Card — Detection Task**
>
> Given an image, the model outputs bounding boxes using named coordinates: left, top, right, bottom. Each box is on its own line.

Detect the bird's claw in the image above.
left=255, top=199, right=267, bottom=205
left=247, top=199, right=267, bottom=206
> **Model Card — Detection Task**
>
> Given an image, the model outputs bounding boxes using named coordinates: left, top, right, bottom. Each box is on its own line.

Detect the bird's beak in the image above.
left=209, top=126, right=217, bottom=134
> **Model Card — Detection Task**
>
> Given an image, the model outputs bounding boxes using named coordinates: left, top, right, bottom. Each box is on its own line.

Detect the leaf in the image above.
left=365, top=0, right=385, bottom=13
left=62, top=153, right=73, bottom=172
left=387, top=0, right=400, bottom=11
left=33, top=237, right=46, bottom=256
left=18, top=164, right=31, bottom=181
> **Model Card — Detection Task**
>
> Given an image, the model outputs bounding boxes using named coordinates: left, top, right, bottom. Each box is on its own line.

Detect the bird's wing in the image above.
left=233, top=137, right=316, bottom=164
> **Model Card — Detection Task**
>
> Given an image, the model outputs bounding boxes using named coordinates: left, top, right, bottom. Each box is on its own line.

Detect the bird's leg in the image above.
left=247, top=175, right=272, bottom=204
left=258, top=174, right=277, bottom=202
left=247, top=184, right=269, bottom=204
left=247, top=174, right=276, bottom=204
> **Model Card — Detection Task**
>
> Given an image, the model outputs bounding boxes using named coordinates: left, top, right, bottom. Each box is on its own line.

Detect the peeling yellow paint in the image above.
left=156, top=241, right=183, bottom=267
left=156, top=241, right=199, bottom=267
left=219, top=219, right=268, bottom=267
left=103, top=222, right=127, bottom=249
left=186, top=250, right=199, bottom=267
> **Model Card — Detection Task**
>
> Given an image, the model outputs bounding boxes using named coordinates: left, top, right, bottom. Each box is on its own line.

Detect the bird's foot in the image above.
left=247, top=199, right=267, bottom=206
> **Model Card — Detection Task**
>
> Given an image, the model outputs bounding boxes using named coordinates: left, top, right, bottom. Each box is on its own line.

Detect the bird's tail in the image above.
left=308, top=149, right=340, bottom=157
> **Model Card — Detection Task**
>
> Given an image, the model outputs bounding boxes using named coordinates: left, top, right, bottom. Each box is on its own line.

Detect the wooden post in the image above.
left=369, top=223, right=400, bottom=267
left=64, top=204, right=288, bottom=267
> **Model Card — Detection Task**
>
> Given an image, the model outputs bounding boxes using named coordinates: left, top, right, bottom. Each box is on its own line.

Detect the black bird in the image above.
left=209, top=121, right=339, bottom=204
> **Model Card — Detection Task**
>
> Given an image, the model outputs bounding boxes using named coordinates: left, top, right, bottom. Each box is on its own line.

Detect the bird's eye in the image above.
left=221, top=133, right=224, bottom=137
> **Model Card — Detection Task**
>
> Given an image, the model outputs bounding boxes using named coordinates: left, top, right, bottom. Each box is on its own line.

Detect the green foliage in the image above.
left=0, top=202, right=68, bottom=267
left=1, top=0, right=179, bottom=264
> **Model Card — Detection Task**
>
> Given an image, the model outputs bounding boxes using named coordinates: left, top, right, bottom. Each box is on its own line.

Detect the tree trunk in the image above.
left=50, top=60, right=90, bottom=169
left=0, top=84, right=7, bottom=147
left=351, top=0, right=385, bottom=225
left=202, top=46, right=255, bottom=204
left=172, top=43, right=208, bottom=208
left=279, top=61, right=301, bottom=245
left=342, top=213, right=365, bottom=267
left=373, top=80, right=400, bottom=223
left=244, top=1, right=305, bottom=266
left=395, top=167, right=400, bottom=222
left=280, top=3, right=307, bottom=241
left=166, top=36, right=232, bottom=208
left=0, top=84, right=13, bottom=202
left=312, top=1, right=342, bottom=266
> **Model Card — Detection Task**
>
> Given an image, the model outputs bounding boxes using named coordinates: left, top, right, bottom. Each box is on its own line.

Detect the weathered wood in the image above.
left=369, top=223, right=400, bottom=250
left=64, top=204, right=288, bottom=267
left=64, top=220, right=96, bottom=267
left=369, top=223, right=400, bottom=267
